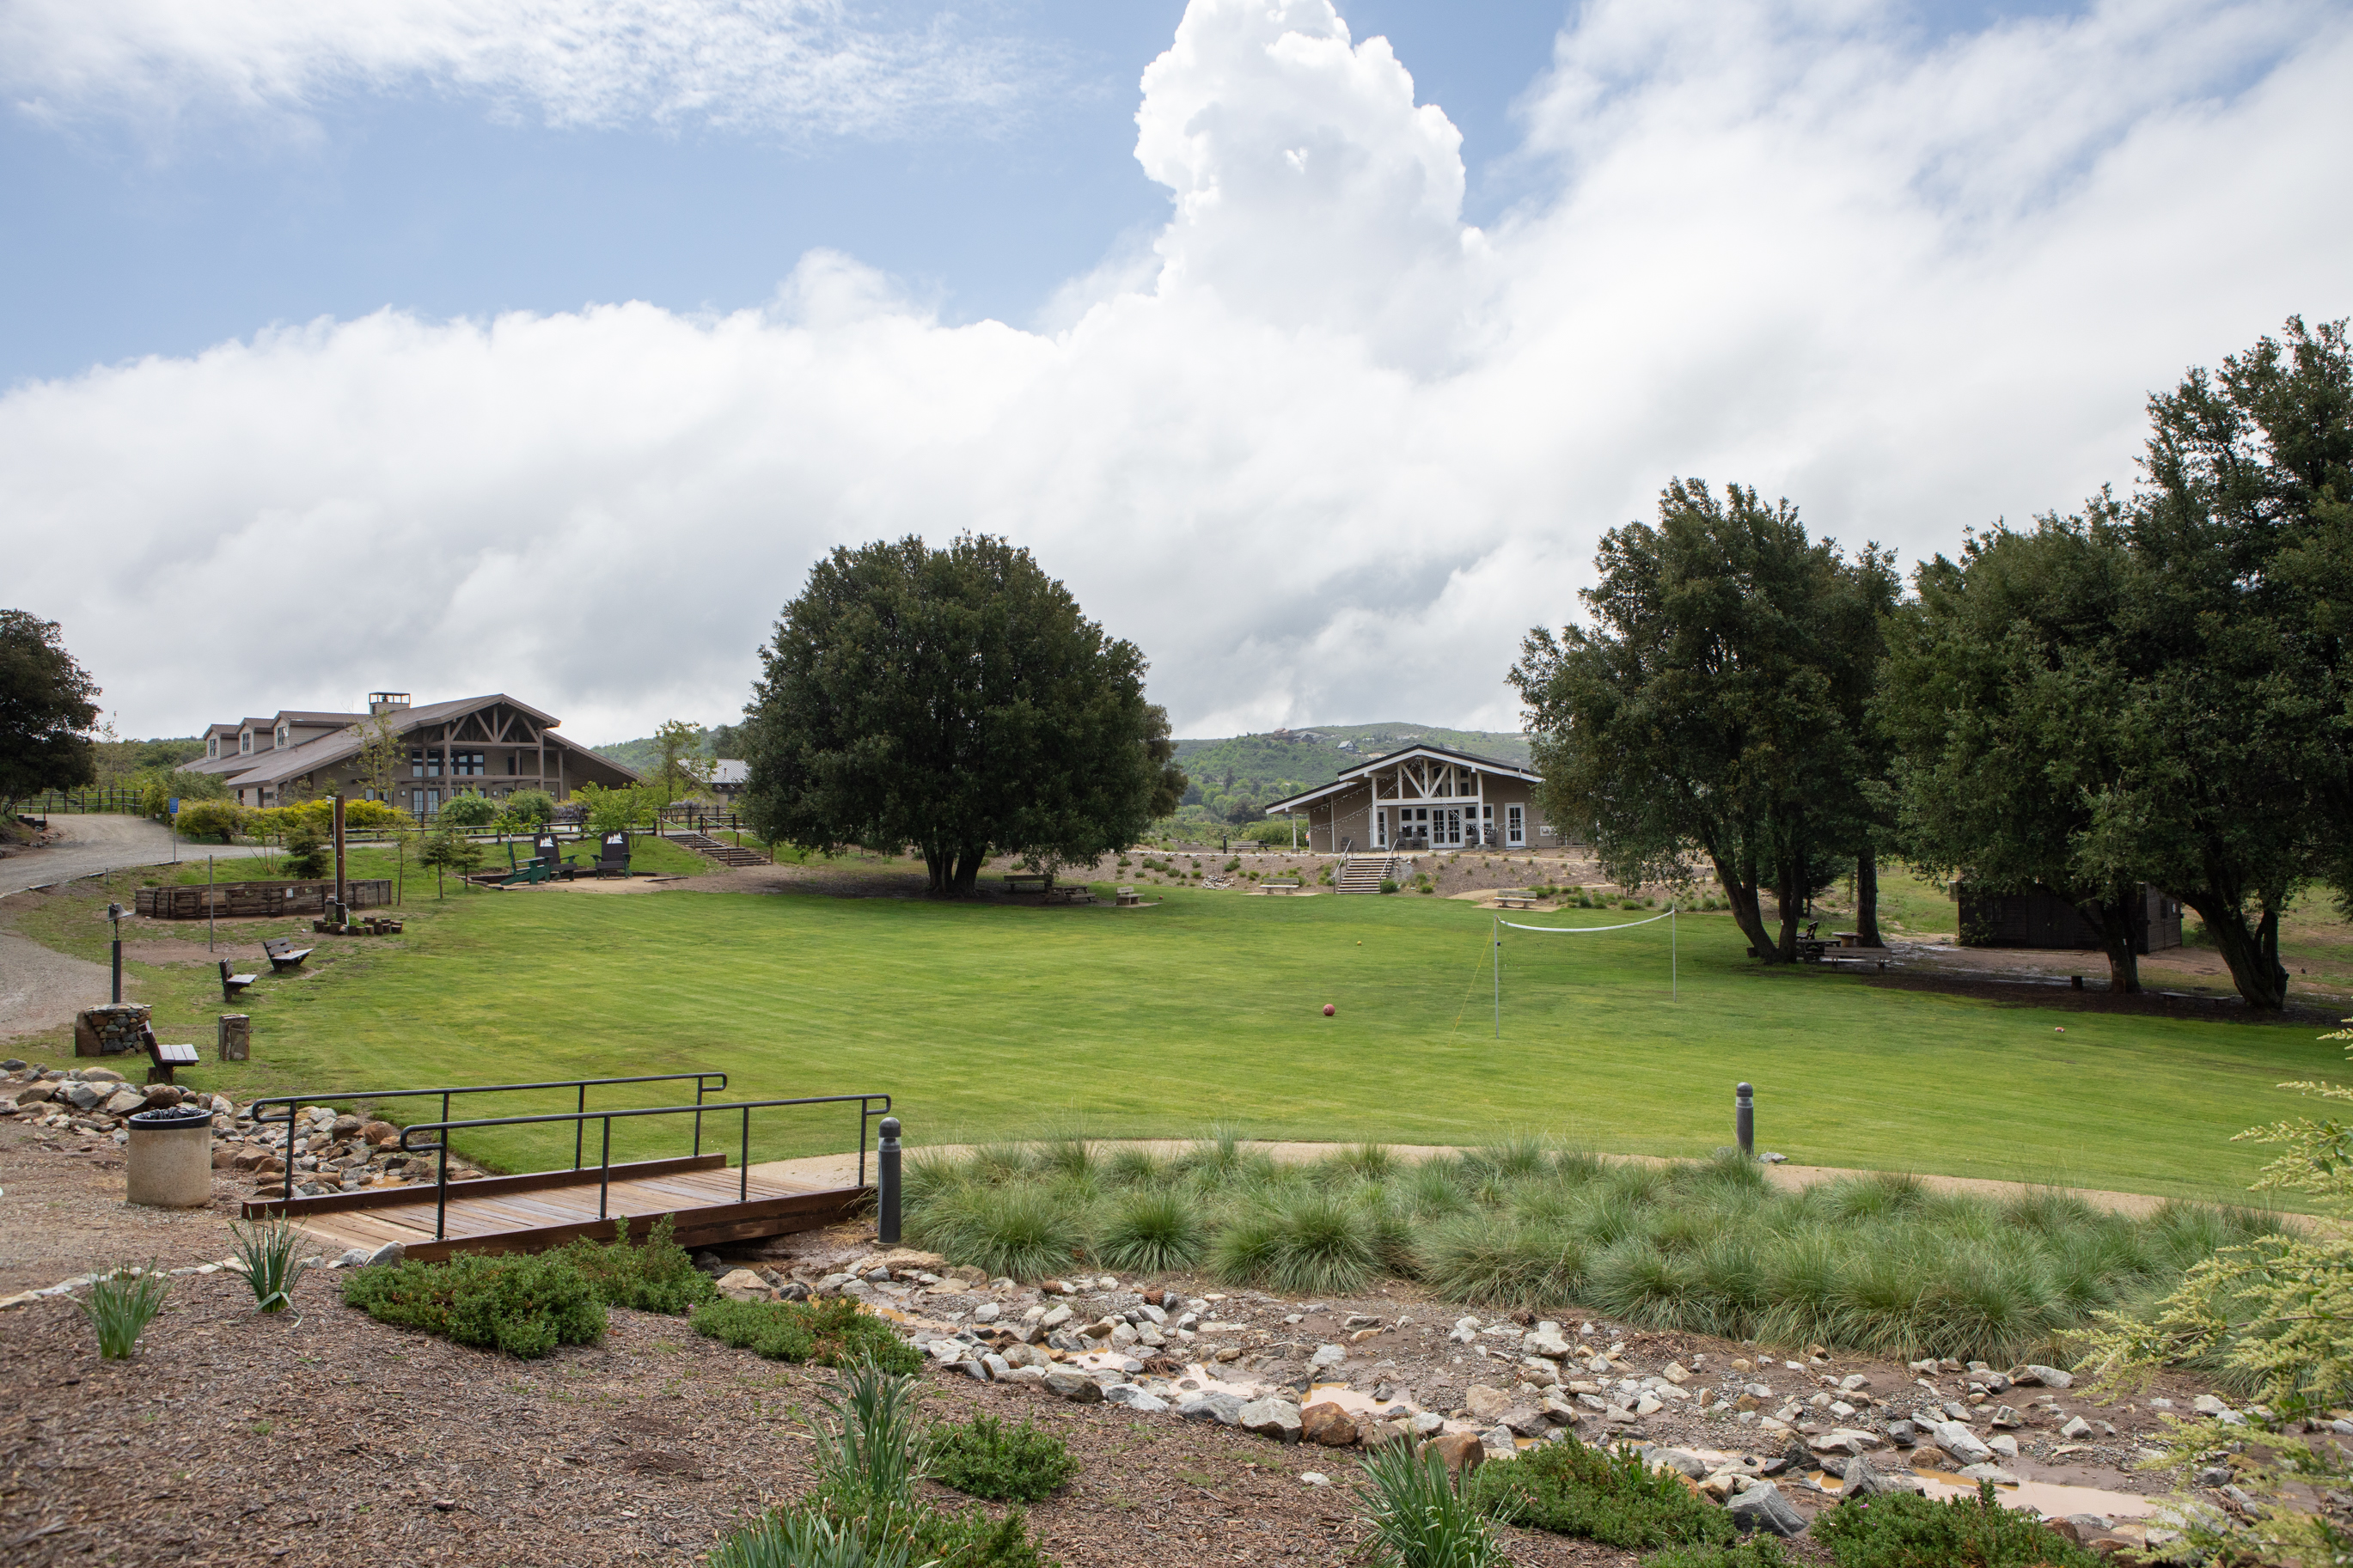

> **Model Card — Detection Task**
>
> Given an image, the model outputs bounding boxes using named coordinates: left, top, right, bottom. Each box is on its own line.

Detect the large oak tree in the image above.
left=742, top=535, right=1184, bottom=897
left=1511, top=481, right=1895, bottom=962
left=0, top=610, right=101, bottom=805
left=1882, top=318, right=2351, bottom=1010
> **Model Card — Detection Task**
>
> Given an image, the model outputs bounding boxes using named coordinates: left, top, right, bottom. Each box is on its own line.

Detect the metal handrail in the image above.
left=248, top=1071, right=730, bottom=1204
left=390, top=1093, right=893, bottom=1242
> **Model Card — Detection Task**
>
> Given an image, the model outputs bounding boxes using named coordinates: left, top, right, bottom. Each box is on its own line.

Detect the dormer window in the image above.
left=206, top=736, right=219, bottom=760
left=275, top=724, right=290, bottom=748
left=240, top=732, right=253, bottom=754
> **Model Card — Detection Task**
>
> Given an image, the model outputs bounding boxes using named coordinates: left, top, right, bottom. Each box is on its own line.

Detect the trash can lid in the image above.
left=127, top=1104, right=213, bottom=1127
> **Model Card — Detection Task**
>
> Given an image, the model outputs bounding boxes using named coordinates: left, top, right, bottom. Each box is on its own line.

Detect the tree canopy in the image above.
left=741, top=534, right=1184, bottom=896
left=1884, top=318, right=2351, bottom=1010
left=0, top=609, right=101, bottom=803
left=1510, top=481, right=1895, bottom=962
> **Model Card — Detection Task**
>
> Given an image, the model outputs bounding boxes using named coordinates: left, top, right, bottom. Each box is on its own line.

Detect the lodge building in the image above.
left=185, top=692, right=639, bottom=814
left=1262, top=744, right=1558, bottom=854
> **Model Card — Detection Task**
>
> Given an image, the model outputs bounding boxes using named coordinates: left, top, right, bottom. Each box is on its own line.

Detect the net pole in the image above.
left=1493, top=913, right=1500, bottom=1038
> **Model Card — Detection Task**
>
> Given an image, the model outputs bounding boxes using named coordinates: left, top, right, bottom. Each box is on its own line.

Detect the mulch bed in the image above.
left=0, top=1266, right=1644, bottom=1568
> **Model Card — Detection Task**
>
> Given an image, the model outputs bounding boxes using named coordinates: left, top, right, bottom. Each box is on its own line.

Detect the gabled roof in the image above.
left=711, top=760, right=749, bottom=785
left=1262, top=742, right=1540, bottom=814
left=272, top=710, right=369, bottom=728
left=218, top=694, right=630, bottom=788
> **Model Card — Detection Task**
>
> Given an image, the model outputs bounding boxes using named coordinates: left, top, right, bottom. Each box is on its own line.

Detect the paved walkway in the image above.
left=1, top=814, right=265, bottom=899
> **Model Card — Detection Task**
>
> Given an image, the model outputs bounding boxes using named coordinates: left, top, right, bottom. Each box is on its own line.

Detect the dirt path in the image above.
left=0, top=815, right=266, bottom=899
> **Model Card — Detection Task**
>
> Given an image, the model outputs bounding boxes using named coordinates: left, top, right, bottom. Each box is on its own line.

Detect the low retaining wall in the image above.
left=135, top=879, right=393, bottom=919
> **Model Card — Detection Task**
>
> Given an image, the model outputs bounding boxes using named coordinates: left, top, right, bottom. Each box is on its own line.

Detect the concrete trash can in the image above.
left=126, top=1105, right=215, bottom=1207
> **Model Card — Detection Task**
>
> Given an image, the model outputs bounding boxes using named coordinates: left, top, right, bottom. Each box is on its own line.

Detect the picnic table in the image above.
left=1041, top=883, right=1094, bottom=906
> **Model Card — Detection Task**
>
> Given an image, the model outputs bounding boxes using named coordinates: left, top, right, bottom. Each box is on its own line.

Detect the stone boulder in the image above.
left=1728, top=1481, right=1807, bottom=1538
left=1042, top=1370, right=1103, bottom=1404
left=1419, top=1432, right=1485, bottom=1476
left=1464, top=1385, right=1515, bottom=1423
left=1238, top=1399, right=1303, bottom=1443
left=1929, top=1421, right=1993, bottom=1463
left=2014, top=1364, right=2074, bottom=1388
left=1301, top=1402, right=1358, bottom=1447
left=714, top=1269, right=773, bottom=1302
left=1177, top=1393, right=1243, bottom=1426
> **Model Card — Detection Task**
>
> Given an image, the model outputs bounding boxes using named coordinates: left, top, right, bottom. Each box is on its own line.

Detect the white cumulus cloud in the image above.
left=0, top=0, right=1033, bottom=138
left=3, top=0, right=2350, bottom=744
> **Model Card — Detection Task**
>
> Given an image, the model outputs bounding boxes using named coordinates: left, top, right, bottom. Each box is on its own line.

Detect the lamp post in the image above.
left=107, top=901, right=125, bottom=1004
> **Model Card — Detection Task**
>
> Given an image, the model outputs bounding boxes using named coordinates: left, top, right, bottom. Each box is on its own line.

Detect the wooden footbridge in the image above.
left=240, top=1075, right=886, bottom=1262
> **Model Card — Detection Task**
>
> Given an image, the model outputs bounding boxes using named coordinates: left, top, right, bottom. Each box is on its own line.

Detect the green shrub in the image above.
left=922, top=1412, right=1079, bottom=1502
left=1472, top=1436, right=1733, bottom=1551
left=437, top=791, right=499, bottom=827
left=1810, top=1484, right=2105, bottom=1567
left=281, top=822, right=329, bottom=878
left=690, top=1296, right=923, bottom=1374
left=1097, top=1188, right=1206, bottom=1272
left=1640, top=1541, right=1790, bottom=1568
left=342, top=1252, right=605, bottom=1358
left=176, top=798, right=245, bottom=841
left=79, top=1266, right=168, bottom=1358
left=552, top=1215, right=718, bottom=1314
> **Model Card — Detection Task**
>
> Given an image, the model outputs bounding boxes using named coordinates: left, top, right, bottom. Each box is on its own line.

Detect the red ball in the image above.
left=1323, top=1004, right=1336, bottom=1016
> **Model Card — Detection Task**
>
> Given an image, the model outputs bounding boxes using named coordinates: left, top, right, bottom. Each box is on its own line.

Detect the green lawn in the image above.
left=9, top=873, right=2339, bottom=1205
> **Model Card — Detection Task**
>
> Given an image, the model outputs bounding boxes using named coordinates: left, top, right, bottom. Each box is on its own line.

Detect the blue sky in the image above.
left=3, top=0, right=2344, bottom=741
left=3, top=0, right=2073, bottom=385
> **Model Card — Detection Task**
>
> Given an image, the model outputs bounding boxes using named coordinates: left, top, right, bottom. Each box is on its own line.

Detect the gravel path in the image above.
left=0, top=934, right=118, bottom=1043
left=0, top=815, right=265, bottom=898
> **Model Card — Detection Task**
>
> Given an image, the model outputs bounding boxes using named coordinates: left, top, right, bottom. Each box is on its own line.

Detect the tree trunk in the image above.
left=1708, top=852, right=1785, bottom=963
left=1855, top=844, right=1883, bottom=949
left=948, top=847, right=987, bottom=898
left=1774, top=872, right=1804, bottom=962
left=2179, top=891, right=2289, bottom=1010
left=2069, top=892, right=2142, bottom=994
left=922, top=844, right=954, bottom=896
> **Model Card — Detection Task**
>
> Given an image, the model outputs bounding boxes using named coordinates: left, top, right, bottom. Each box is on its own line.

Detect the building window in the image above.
left=206, top=736, right=219, bottom=760
left=276, top=724, right=290, bottom=748
left=411, top=748, right=441, bottom=778
left=1507, top=805, right=1525, bottom=846
left=450, top=751, right=486, bottom=776
left=240, top=732, right=253, bottom=754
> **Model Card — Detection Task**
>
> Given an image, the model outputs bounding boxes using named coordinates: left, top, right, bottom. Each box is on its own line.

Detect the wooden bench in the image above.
left=1494, top=894, right=1534, bottom=909
left=219, top=958, right=258, bottom=1001
left=138, top=1025, right=200, bottom=1087
left=1002, top=874, right=1050, bottom=895
left=262, top=937, right=313, bottom=972
left=1262, top=881, right=1301, bottom=894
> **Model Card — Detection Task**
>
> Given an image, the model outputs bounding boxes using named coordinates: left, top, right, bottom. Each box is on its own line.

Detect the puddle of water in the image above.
left=1893, top=1466, right=2163, bottom=1520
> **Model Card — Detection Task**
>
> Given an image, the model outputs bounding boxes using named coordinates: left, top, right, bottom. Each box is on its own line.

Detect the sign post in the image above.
left=333, top=794, right=348, bottom=921
left=168, top=797, right=179, bottom=863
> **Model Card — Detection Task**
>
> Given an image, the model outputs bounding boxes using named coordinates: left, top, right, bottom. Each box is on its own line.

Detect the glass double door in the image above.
left=1395, top=805, right=1467, bottom=847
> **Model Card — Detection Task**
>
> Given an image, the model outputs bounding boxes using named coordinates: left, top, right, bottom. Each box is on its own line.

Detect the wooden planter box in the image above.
left=136, top=879, right=394, bottom=920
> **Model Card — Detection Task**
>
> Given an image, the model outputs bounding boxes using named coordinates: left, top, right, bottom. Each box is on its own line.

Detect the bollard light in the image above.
left=1736, top=1082, right=1755, bottom=1161
left=877, top=1115, right=902, bottom=1247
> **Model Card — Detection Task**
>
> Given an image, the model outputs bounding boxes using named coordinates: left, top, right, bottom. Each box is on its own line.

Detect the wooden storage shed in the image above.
left=1956, top=883, right=2184, bottom=953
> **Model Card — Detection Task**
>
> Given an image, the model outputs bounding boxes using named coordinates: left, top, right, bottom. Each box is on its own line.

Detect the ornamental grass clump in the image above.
left=229, top=1217, right=309, bottom=1313
left=905, top=1181, right=1085, bottom=1282
left=1357, top=1440, right=1507, bottom=1568
left=79, top=1266, right=168, bottom=1359
left=896, top=1132, right=2277, bottom=1364
left=701, top=1359, right=1057, bottom=1568
left=1097, top=1188, right=1206, bottom=1273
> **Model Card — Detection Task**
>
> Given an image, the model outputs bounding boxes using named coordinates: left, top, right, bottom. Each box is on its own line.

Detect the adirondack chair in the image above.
left=593, top=831, right=631, bottom=878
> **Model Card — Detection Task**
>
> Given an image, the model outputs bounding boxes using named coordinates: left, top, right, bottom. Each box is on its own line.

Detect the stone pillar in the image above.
left=75, top=1003, right=152, bottom=1058
left=217, top=1014, right=251, bottom=1061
